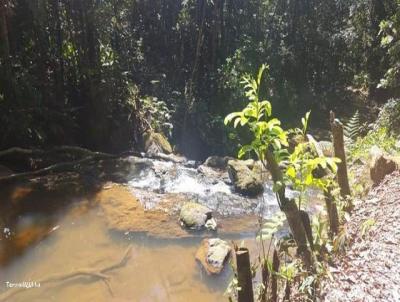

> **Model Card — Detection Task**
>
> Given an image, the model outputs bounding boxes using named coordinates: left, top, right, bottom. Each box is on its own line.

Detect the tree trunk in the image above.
left=236, top=247, right=254, bottom=302
left=284, top=281, right=291, bottom=301
left=330, top=111, right=351, bottom=202
left=264, top=149, right=313, bottom=268
left=51, top=0, right=64, bottom=103
left=0, top=0, right=13, bottom=101
left=180, top=0, right=207, bottom=151
left=300, top=210, right=314, bottom=251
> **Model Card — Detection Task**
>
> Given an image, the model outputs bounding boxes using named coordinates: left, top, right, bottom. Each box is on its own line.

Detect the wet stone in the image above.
left=179, top=202, right=213, bottom=230
left=195, top=238, right=231, bottom=275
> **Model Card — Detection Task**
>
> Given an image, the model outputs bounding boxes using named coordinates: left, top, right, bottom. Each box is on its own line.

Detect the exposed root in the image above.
left=0, top=245, right=133, bottom=301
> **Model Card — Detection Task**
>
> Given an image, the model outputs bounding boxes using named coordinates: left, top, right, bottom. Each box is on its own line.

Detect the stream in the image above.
left=0, top=155, right=319, bottom=302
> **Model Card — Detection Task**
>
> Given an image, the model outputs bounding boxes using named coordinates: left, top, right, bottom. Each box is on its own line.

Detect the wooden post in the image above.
left=284, top=281, right=291, bottom=301
left=261, top=259, right=269, bottom=302
left=330, top=111, right=351, bottom=200
left=236, top=248, right=254, bottom=302
left=324, top=188, right=339, bottom=236
left=271, top=249, right=280, bottom=302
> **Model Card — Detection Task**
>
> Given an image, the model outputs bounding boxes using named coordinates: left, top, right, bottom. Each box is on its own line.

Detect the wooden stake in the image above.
left=324, top=188, right=339, bottom=236
left=236, top=247, right=254, bottom=302
left=271, top=249, right=280, bottom=302
left=261, top=259, right=269, bottom=302
left=330, top=111, right=351, bottom=201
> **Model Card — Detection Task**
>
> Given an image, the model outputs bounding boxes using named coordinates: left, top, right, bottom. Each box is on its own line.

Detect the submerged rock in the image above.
left=144, top=131, right=173, bottom=155
left=179, top=202, right=214, bottom=230
left=227, top=160, right=264, bottom=196
left=195, top=238, right=231, bottom=274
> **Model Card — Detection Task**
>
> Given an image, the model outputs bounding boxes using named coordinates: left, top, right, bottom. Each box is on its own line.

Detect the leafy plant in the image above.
left=378, top=16, right=400, bottom=90
left=257, top=212, right=286, bottom=241
left=312, top=215, right=332, bottom=257
left=284, top=112, right=340, bottom=209
left=348, top=127, right=397, bottom=161
left=224, top=64, right=288, bottom=163
left=134, top=89, right=175, bottom=137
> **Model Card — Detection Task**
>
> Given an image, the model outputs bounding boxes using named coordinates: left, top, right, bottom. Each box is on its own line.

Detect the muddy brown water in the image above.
left=0, top=157, right=323, bottom=301
left=0, top=183, right=262, bottom=302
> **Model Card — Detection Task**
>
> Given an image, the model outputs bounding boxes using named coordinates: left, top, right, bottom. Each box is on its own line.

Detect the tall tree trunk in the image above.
left=51, top=0, right=64, bottom=103
left=180, top=0, right=206, bottom=149
left=0, top=0, right=13, bottom=101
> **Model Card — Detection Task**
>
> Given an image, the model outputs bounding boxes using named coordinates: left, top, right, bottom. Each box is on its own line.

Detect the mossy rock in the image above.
left=179, top=202, right=212, bottom=229
left=144, top=131, right=173, bottom=154
left=369, top=146, right=400, bottom=185
left=204, top=156, right=229, bottom=169
left=227, top=160, right=264, bottom=197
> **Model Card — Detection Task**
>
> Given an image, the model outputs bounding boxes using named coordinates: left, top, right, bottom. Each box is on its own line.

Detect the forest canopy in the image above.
left=0, top=0, right=399, bottom=159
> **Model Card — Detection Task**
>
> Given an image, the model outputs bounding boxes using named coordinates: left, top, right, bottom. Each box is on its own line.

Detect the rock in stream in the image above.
left=195, top=238, right=231, bottom=275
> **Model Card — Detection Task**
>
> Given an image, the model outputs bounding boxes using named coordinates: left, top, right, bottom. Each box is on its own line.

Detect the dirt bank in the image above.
left=320, top=171, right=400, bottom=301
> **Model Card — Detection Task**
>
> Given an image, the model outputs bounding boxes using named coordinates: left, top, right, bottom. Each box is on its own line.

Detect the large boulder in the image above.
left=369, top=146, right=399, bottom=185
left=195, top=238, right=231, bottom=274
left=179, top=202, right=215, bottom=230
left=227, top=159, right=264, bottom=196
left=144, top=131, right=173, bottom=155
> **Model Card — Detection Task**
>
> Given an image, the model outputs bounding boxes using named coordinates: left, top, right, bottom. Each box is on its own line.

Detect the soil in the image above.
left=320, top=171, right=400, bottom=301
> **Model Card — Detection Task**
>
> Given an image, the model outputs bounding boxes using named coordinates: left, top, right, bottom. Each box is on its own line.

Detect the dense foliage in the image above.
left=0, top=0, right=399, bottom=158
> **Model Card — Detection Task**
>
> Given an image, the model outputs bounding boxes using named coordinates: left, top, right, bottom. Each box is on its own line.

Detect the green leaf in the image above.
left=257, top=64, right=267, bottom=85
left=286, top=166, right=296, bottom=178
left=234, top=116, right=241, bottom=128
left=238, top=145, right=253, bottom=158
left=381, top=35, right=394, bottom=46
left=224, top=112, right=241, bottom=125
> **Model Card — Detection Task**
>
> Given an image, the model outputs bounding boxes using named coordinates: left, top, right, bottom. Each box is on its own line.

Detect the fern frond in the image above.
left=344, top=110, right=361, bottom=140
left=257, top=212, right=286, bottom=241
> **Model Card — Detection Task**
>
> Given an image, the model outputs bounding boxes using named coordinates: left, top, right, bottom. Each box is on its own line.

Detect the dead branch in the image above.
left=0, top=245, right=133, bottom=301
left=0, top=145, right=112, bottom=159
left=0, top=155, right=108, bottom=183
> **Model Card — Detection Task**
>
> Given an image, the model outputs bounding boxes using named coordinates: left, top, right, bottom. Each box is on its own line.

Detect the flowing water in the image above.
left=0, top=156, right=318, bottom=301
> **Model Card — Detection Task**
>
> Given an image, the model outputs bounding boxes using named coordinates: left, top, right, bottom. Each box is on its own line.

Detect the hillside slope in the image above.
left=321, top=171, right=400, bottom=301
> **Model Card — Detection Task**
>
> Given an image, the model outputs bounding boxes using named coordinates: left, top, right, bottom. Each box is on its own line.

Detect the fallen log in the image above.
left=0, top=155, right=112, bottom=183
